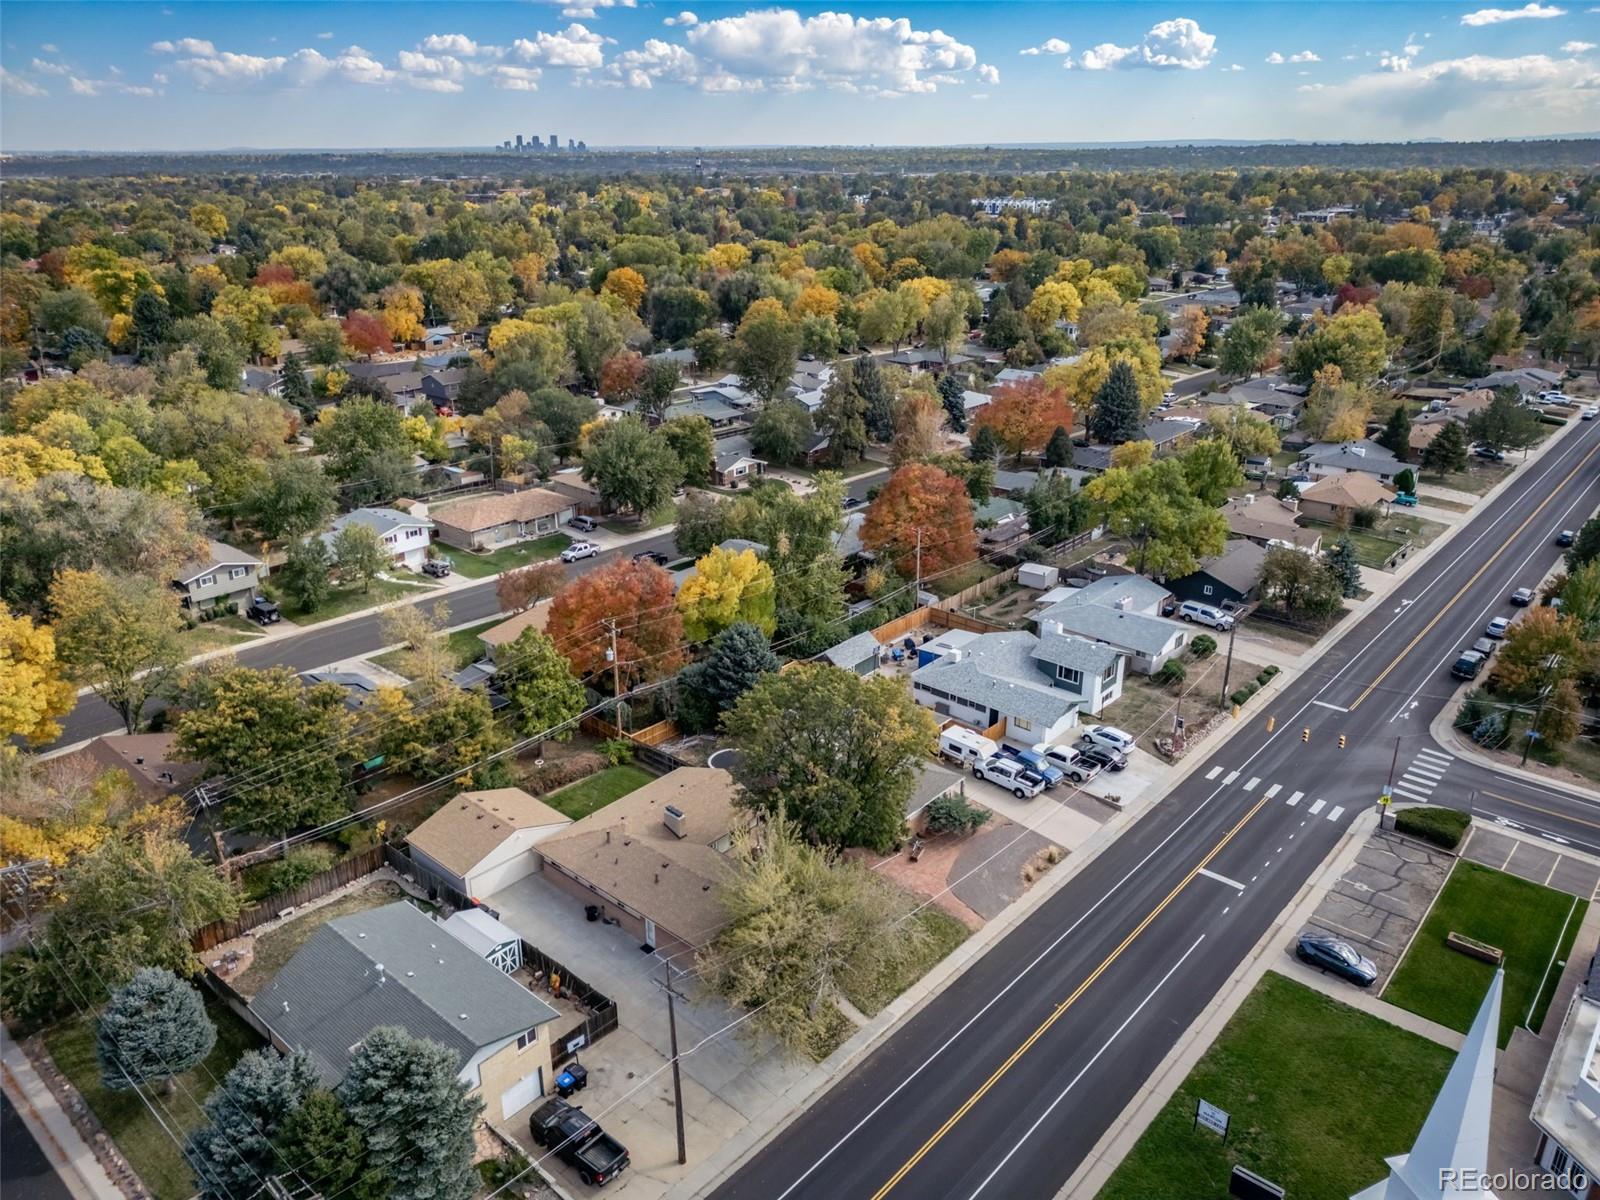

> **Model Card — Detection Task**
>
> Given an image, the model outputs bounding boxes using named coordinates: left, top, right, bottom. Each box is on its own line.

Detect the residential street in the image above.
left=709, top=419, right=1600, bottom=1200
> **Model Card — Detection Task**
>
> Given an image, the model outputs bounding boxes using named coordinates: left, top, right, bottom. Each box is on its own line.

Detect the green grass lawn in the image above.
left=371, top=617, right=503, bottom=676
left=43, top=995, right=264, bottom=1200
left=929, top=561, right=999, bottom=598
left=1097, top=973, right=1453, bottom=1200
left=601, top=501, right=678, bottom=535
left=436, top=534, right=570, bottom=578
left=1306, top=523, right=1404, bottom=569
left=843, top=906, right=970, bottom=1018
left=1383, top=861, right=1588, bottom=1046
left=264, top=576, right=440, bottom=625
left=1419, top=459, right=1514, bottom=496
left=543, top=764, right=655, bottom=820
left=176, top=615, right=264, bottom=654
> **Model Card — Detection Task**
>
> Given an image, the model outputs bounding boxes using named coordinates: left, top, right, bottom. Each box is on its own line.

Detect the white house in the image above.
left=326, top=507, right=436, bottom=571
left=911, top=629, right=1125, bottom=749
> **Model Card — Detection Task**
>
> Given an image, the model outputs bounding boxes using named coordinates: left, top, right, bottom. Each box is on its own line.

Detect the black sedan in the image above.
left=631, top=551, right=671, bottom=566
left=1073, top=742, right=1127, bottom=772
left=1295, top=932, right=1378, bottom=987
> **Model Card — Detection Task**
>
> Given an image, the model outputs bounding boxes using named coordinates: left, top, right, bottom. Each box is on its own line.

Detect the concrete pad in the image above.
left=1548, top=854, right=1600, bottom=900
left=949, top=823, right=1055, bottom=920
left=1462, top=826, right=1518, bottom=869
left=963, top=776, right=1110, bottom=851
left=1502, top=841, right=1560, bottom=887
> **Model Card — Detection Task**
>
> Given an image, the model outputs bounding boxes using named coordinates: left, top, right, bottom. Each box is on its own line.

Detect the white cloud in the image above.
left=396, top=48, right=466, bottom=90
left=153, top=71, right=169, bottom=83
left=316, top=31, right=333, bottom=39
left=1563, top=39, right=1597, bottom=50
left=1224, top=63, right=1244, bottom=71
left=972, top=91, right=990, bottom=99
left=420, top=33, right=485, bottom=56
left=1306, top=51, right=1599, bottom=124
left=488, top=64, right=542, bottom=90
left=1, top=66, right=47, bottom=96
left=31, top=57, right=71, bottom=75
left=40, top=42, right=58, bottom=52
left=684, top=9, right=981, bottom=94
left=65, top=74, right=157, bottom=97
left=174, top=49, right=288, bottom=88
left=551, top=0, right=635, bottom=18
left=1080, top=18, right=1217, bottom=71
left=69, top=75, right=101, bottom=95
left=1020, top=37, right=1071, bottom=56
left=663, top=11, right=698, bottom=26
left=607, top=38, right=700, bottom=87
left=513, top=23, right=607, bottom=69
left=1461, top=3, right=1566, bottom=24
left=977, top=62, right=1000, bottom=84
left=1380, top=51, right=1415, bottom=71
left=151, top=37, right=216, bottom=55
left=1267, top=49, right=1319, bottom=64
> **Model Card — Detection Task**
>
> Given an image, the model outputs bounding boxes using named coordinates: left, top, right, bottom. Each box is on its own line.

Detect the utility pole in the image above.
left=1219, top=615, right=1240, bottom=706
left=1521, top=653, right=1563, bottom=766
left=1384, top=736, right=1401, bottom=796
left=604, top=619, right=622, bottom=728
left=661, top=959, right=687, bottom=1165
left=914, top=527, right=923, bottom=601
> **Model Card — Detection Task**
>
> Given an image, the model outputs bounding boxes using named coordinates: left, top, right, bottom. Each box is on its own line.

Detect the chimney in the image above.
left=1115, top=595, right=1132, bottom=611
left=1243, top=492, right=1255, bottom=505
left=663, top=804, right=688, bottom=838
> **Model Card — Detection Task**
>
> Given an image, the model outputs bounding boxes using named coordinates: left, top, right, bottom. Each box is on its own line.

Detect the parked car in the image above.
left=1295, top=932, right=1377, bottom=987
left=1079, top=724, right=1136, bottom=754
left=1539, top=390, right=1574, bottom=405
left=245, top=596, right=280, bottom=625
left=1034, top=744, right=1102, bottom=784
left=567, top=514, right=598, bottom=532
left=842, top=495, right=863, bottom=510
left=1392, top=492, right=1418, bottom=507
left=1177, top=601, right=1235, bottom=630
left=545, top=1105, right=629, bottom=1187
left=1000, top=745, right=1065, bottom=789
left=1557, top=529, right=1576, bottom=547
left=939, top=727, right=999, bottom=768
left=1074, top=742, right=1128, bottom=772
left=1510, top=587, right=1535, bottom=606
left=1584, top=406, right=1599, bottom=421
left=1471, top=637, right=1496, bottom=657
left=1242, top=455, right=1272, bottom=480
left=631, top=550, right=670, bottom=566
left=561, top=541, right=600, bottom=563
left=972, top=756, right=1048, bottom=799
left=1451, top=650, right=1485, bottom=681
left=421, top=558, right=452, bottom=578
left=1162, top=390, right=1178, bottom=403
left=1485, top=616, right=1512, bottom=638
left=1473, top=446, right=1505, bottom=462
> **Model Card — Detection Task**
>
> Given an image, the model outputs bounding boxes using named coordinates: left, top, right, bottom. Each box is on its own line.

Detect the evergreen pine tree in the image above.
left=97, top=968, right=216, bottom=1094
left=937, top=374, right=968, bottom=433
left=1043, top=425, right=1073, bottom=467
left=131, top=289, right=174, bottom=359
left=1378, top=403, right=1412, bottom=457
left=186, top=1050, right=320, bottom=1200
left=279, top=352, right=316, bottom=422
left=275, top=1090, right=389, bottom=1200
left=1326, top=535, right=1362, bottom=599
left=969, top=423, right=1000, bottom=463
left=856, top=356, right=894, bottom=442
left=1088, top=359, right=1144, bottom=444
left=1421, top=420, right=1468, bottom=475
left=338, top=1027, right=482, bottom=1200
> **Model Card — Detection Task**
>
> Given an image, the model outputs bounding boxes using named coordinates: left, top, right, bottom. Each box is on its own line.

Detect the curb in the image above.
left=1428, top=690, right=1600, bottom=807
left=1057, top=805, right=1382, bottom=1199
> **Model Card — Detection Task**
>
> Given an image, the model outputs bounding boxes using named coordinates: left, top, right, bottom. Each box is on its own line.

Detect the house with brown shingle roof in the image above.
left=536, top=767, right=744, bottom=957
left=406, top=787, right=572, bottom=900
left=478, top=601, right=553, bottom=663
left=1296, top=472, right=1396, bottom=525
left=1219, top=495, right=1322, bottom=555
left=48, top=732, right=207, bottom=804
left=431, top=488, right=576, bottom=552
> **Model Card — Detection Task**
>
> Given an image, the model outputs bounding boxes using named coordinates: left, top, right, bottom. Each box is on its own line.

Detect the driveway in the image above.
left=962, top=772, right=1112, bottom=851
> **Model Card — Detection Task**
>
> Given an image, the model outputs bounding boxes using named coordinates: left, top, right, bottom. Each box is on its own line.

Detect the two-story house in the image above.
left=172, top=540, right=267, bottom=614
left=326, top=507, right=436, bottom=571
left=911, top=628, right=1125, bottom=749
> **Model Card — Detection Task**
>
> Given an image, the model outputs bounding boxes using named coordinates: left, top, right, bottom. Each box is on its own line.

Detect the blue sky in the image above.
left=2, top=2, right=1598, bottom=151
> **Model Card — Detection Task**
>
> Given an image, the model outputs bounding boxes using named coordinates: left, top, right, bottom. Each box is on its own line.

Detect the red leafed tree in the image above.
left=599, top=351, right=646, bottom=403
left=1334, top=283, right=1381, bottom=312
left=860, top=463, right=976, bottom=579
left=546, top=559, right=685, bottom=689
left=970, top=378, right=1073, bottom=460
left=341, top=310, right=393, bottom=359
left=253, top=263, right=298, bottom=288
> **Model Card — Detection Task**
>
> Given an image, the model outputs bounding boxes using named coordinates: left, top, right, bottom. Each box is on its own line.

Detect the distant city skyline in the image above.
left=3, top=1, right=1599, bottom=152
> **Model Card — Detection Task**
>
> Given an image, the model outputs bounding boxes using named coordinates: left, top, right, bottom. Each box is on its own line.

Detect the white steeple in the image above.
left=1352, top=969, right=1503, bottom=1200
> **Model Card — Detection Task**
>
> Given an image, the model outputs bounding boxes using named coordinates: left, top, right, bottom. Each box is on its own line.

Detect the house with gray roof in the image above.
left=324, top=506, right=435, bottom=570
left=1035, top=573, right=1172, bottom=620
left=1298, top=439, right=1403, bottom=485
left=1039, top=604, right=1190, bottom=676
left=822, top=630, right=884, bottom=675
left=251, top=901, right=560, bottom=1121
left=992, top=465, right=1092, bottom=498
left=712, top=435, right=766, bottom=487
left=911, top=628, right=1124, bottom=748
left=172, top=539, right=267, bottom=614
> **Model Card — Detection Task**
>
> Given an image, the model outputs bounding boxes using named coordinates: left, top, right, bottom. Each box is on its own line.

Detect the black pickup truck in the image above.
left=529, top=1100, right=629, bottom=1187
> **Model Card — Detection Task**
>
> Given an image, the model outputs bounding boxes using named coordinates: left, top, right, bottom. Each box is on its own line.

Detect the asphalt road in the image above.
left=711, top=420, right=1600, bottom=1200
left=49, top=474, right=888, bottom=750
left=1, top=1091, right=74, bottom=1200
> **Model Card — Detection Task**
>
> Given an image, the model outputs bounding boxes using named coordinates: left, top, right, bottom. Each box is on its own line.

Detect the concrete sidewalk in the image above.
left=1, top=1031, right=123, bottom=1200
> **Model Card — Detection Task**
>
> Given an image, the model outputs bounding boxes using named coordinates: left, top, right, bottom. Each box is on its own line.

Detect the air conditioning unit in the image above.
left=663, top=804, right=687, bottom=838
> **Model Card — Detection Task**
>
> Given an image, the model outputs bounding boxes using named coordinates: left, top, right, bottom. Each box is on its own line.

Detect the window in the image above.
left=229, top=566, right=249, bottom=580
left=197, top=574, right=215, bottom=588
left=1202, top=584, right=1213, bottom=596
left=1056, top=665, right=1082, bottom=687
left=1013, top=716, right=1033, bottom=731
left=516, top=1028, right=539, bottom=1052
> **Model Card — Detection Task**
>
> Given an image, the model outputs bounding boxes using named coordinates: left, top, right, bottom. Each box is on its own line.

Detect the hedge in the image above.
left=1394, top=805, right=1471, bottom=850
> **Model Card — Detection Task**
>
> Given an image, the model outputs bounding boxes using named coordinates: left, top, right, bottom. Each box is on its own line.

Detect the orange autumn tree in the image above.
left=971, top=377, right=1073, bottom=463
left=341, top=311, right=393, bottom=359
left=546, top=559, right=685, bottom=690
left=860, top=463, right=976, bottom=580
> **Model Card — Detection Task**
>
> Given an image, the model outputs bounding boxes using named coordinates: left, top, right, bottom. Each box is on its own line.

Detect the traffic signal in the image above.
left=1338, top=734, right=1348, bottom=749
left=1301, top=727, right=1310, bottom=743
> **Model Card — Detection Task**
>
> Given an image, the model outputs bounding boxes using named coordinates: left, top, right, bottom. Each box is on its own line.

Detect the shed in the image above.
left=1018, top=563, right=1060, bottom=591
left=441, top=907, right=525, bottom=974
left=822, top=630, right=884, bottom=675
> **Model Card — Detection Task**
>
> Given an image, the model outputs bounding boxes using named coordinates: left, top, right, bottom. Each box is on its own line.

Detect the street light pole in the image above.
left=662, top=959, right=687, bottom=1166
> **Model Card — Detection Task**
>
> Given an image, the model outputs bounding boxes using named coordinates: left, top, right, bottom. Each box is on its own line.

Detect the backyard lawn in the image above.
left=542, top=764, right=655, bottom=820
left=1383, top=861, right=1587, bottom=1046
left=43, top=996, right=264, bottom=1200
left=1097, top=973, right=1453, bottom=1200
left=263, top=576, right=440, bottom=625
left=1305, top=514, right=1447, bottom=570
left=436, top=534, right=569, bottom=579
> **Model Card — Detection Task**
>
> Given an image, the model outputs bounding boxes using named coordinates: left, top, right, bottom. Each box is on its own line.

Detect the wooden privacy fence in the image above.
left=193, top=845, right=385, bottom=953
left=518, top=940, right=622, bottom=1066
left=579, top=715, right=688, bottom=772
left=868, top=605, right=1008, bottom=646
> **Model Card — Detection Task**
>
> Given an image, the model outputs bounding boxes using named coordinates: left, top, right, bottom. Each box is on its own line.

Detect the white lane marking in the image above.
left=1205, top=766, right=1223, bottom=781
left=1415, top=749, right=1454, bottom=765
left=1309, top=799, right=1326, bottom=815
left=1404, top=763, right=1445, bottom=781
left=1398, top=776, right=1436, bottom=795
left=1392, top=787, right=1433, bottom=803
left=1312, top=700, right=1349, bottom=712
left=964, top=936, right=1207, bottom=1200
left=1264, top=784, right=1282, bottom=799
left=1286, top=791, right=1304, bottom=807
left=1198, top=868, right=1245, bottom=891
left=1223, top=771, right=1239, bottom=784
left=1244, top=776, right=1261, bottom=791
left=1327, top=805, right=1345, bottom=822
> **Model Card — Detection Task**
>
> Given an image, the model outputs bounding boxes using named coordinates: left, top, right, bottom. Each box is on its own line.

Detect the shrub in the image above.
left=1254, top=665, right=1279, bottom=686
left=256, top=845, right=336, bottom=899
left=600, top=737, right=636, bottom=766
left=1394, top=805, right=1471, bottom=850
left=923, top=791, right=992, bottom=836
left=225, top=600, right=239, bottom=616
left=1156, top=660, right=1186, bottom=687
left=1352, top=504, right=1381, bottom=529
left=1190, top=634, right=1217, bottom=658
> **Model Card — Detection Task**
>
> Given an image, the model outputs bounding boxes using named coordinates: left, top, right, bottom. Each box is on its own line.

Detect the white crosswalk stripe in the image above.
left=1286, top=791, right=1303, bottom=806
left=1392, top=786, right=1433, bottom=803
left=1326, top=805, right=1345, bottom=822
left=1223, top=771, right=1239, bottom=785
left=1205, top=766, right=1223, bottom=780
left=1244, top=776, right=1261, bottom=790
left=1264, top=784, right=1281, bottom=798
left=1397, top=776, right=1436, bottom=794
left=1415, top=748, right=1453, bottom=766
left=1308, top=798, right=1326, bottom=815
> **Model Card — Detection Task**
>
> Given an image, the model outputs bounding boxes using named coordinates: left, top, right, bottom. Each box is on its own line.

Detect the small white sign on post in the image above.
left=1195, top=1098, right=1230, bottom=1140
left=566, top=1033, right=588, bottom=1055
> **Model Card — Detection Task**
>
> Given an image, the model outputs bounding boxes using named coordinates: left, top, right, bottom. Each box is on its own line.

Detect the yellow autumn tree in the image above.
left=379, top=283, right=426, bottom=344
left=0, top=606, right=78, bottom=749
left=793, top=284, right=842, bottom=320
left=189, top=202, right=228, bottom=241
left=676, top=547, right=777, bottom=642
left=1025, top=279, right=1084, bottom=331
left=1044, top=343, right=1165, bottom=417
left=708, top=242, right=752, bottom=273
left=0, top=434, right=110, bottom=485
left=601, top=266, right=648, bottom=312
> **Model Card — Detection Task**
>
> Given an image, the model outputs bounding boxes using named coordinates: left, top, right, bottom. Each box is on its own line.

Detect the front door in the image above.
left=643, top=918, right=657, bottom=951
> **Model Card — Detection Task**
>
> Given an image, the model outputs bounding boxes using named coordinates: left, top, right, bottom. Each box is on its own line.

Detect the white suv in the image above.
left=1078, top=724, right=1136, bottom=755
left=972, top=756, right=1048, bottom=799
left=1178, top=601, right=1234, bottom=630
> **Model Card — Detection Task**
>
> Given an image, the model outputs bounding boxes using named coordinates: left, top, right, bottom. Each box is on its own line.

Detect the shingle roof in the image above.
left=332, top=507, right=434, bottom=537
left=714, top=436, right=765, bottom=471
left=1300, top=440, right=1402, bottom=476
left=822, top=630, right=882, bottom=669
left=1043, top=605, right=1187, bottom=657
left=912, top=630, right=1091, bottom=728
left=1299, top=472, right=1397, bottom=509
left=252, top=901, right=558, bottom=1086
left=1037, top=574, right=1171, bottom=618
left=1031, top=630, right=1124, bottom=675
left=1190, top=540, right=1268, bottom=594
left=430, top=489, right=572, bottom=535
left=175, top=539, right=263, bottom=584
left=406, top=788, right=571, bottom=879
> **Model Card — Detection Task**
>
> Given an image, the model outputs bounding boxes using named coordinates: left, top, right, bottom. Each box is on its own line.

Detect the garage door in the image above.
left=500, top=1068, right=543, bottom=1120
left=468, top=852, right=540, bottom=899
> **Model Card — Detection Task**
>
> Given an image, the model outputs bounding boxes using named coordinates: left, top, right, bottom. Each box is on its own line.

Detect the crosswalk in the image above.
left=1203, top=765, right=1350, bottom=824
left=1391, top=747, right=1453, bottom=804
